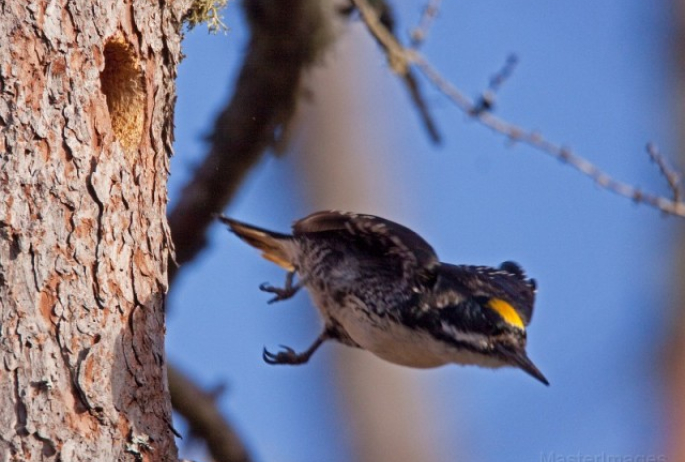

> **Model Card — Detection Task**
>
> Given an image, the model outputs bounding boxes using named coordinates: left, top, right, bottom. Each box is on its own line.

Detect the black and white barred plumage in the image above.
left=218, top=211, right=548, bottom=385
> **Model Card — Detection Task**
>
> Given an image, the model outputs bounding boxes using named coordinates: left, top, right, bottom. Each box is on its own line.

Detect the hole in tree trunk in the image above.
left=100, top=38, right=145, bottom=152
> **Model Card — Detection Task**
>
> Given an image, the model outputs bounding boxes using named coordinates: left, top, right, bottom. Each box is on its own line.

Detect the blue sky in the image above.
left=168, top=1, right=676, bottom=461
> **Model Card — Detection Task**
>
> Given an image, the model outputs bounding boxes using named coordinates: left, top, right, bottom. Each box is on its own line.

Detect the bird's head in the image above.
left=422, top=262, right=548, bottom=385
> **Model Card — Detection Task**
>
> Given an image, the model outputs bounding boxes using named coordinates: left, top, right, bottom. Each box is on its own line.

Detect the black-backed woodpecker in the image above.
left=218, top=211, right=548, bottom=385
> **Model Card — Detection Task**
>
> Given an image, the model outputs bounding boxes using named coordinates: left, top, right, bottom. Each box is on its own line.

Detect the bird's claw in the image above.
left=259, top=282, right=297, bottom=304
left=262, top=345, right=306, bottom=365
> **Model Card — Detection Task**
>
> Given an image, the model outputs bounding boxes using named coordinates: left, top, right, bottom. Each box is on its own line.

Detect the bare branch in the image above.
left=351, top=0, right=685, bottom=218
left=351, top=0, right=413, bottom=69
left=647, top=143, right=683, bottom=203
left=168, top=0, right=333, bottom=285
left=169, top=364, right=252, bottom=462
left=489, top=54, right=519, bottom=91
left=350, top=0, right=441, bottom=143
left=410, top=0, right=443, bottom=47
left=167, top=1, right=333, bottom=457
left=471, top=53, right=519, bottom=116
left=403, top=69, right=442, bottom=143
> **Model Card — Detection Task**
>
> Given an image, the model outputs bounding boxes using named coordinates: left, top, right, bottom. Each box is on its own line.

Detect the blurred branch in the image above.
left=351, top=0, right=685, bottom=218
left=348, top=0, right=441, bottom=143
left=167, top=1, right=332, bottom=458
left=410, top=0, right=442, bottom=47
left=647, top=142, right=682, bottom=204
left=470, top=53, right=518, bottom=116
left=169, top=364, right=251, bottom=462
left=168, top=0, right=332, bottom=284
left=402, top=67, right=442, bottom=144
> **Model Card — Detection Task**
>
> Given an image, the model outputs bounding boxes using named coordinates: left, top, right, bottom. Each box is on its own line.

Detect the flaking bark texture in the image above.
left=0, top=0, right=186, bottom=460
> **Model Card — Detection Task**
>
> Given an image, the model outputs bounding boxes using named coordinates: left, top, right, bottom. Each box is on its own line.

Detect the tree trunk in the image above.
left=292, top=26, right=447, bottom=462
left=0, top=1, right=185, bottom=460
left=666, top=1, right=685, bottom=459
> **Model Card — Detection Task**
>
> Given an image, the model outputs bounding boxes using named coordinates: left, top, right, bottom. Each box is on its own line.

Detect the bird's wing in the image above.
left=293, top=211, right=439, bottom=282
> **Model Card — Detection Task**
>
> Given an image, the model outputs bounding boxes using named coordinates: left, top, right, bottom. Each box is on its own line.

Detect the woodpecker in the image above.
left=218, top=211, right=548, bottom=385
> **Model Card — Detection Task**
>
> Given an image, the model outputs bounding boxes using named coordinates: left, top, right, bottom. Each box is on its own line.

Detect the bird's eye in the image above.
left=419, top=269, right=438, bottom=288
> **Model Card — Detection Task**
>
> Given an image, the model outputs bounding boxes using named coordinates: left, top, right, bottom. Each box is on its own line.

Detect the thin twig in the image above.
left=351, top=0, right=685, bottom=218
left=168, top=364, right=252, bottom=462
left=411, top=0, right=443, bottom=48
left=350, top=0, right=440, bottom=142
left=471, top=54, right=519, bottom=116
left=403, top=68, right=442, bottom=143
left=647, top=142, right=682, bottom=203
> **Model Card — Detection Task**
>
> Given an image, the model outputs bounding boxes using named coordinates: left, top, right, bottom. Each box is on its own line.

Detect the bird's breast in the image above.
left=309, top=289, right=509, bottom=370
left=329, top=297, right=451, bottom=368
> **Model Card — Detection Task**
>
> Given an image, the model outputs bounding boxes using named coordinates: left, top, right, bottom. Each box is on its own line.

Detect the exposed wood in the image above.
left=0, top=0, right=187, bottom=460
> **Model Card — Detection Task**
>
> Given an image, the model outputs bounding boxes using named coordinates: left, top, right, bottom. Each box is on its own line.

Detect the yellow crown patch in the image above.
left=487, top=298, right=525, bottom=329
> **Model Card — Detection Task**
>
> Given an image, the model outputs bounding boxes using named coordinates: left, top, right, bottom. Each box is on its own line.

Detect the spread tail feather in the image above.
left=217, top=215, right=295, bottom=271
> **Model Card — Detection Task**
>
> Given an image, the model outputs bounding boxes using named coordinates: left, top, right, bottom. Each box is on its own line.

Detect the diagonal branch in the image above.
left=647, top=142, right=682, bottom=204
left=167, top=1, right=333, bottom=459
left=351, top=0, right=685, bottom=218
left=168, top=0, right=332, bottom=285
left=350, top=0, right=441, bottom=143
left=169, top=364, right=251, bottom=462
left=470, top=53, right=519, bottom=116
left=410, top=0, right=443, bottom=47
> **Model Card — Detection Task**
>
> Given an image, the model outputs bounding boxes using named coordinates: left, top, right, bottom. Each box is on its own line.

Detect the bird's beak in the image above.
left=498, top=346, right=549, bottom=386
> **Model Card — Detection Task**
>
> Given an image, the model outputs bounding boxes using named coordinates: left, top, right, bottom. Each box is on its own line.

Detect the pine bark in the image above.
left=0, top=1, right=185, bottom=460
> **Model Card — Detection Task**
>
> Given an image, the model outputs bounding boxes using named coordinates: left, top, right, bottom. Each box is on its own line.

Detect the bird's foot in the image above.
left=262, top=331, right=328, bottom=366
left=262, top=346, right=310, bottom=365
left=259, top=271, right=301, bottom=303
left=259, top=282, right=299, bottom=304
